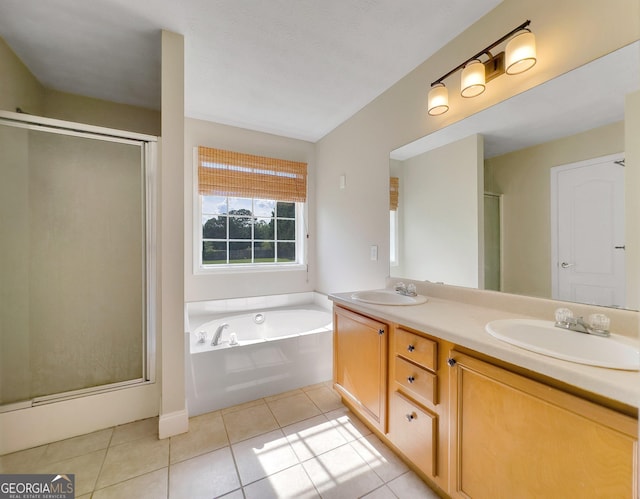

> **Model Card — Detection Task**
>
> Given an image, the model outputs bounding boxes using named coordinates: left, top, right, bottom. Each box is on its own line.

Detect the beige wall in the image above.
left=485, top=121, right=625, bottom=299
left=395, top=135, right=484, bottom=287
left=315, top=0, right=640, bottom=295
left=0, top=37, right=44, bottom=115
left=43, top=88, right=160, bottom=136
left=184, top=118, right=316, bottom=302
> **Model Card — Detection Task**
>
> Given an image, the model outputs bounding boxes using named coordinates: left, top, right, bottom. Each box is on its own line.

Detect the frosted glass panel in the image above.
left=0, top=123, right=146, bottom=405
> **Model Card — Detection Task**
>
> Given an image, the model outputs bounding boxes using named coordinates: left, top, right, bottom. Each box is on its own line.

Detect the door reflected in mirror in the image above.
left=390, top=41, right=640, bottom=310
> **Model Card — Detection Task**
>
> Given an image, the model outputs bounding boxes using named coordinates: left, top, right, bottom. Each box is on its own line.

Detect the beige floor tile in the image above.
left=95, top=435, right=169, bottom=489
left=170, top=411, right=228, bottom=464
left=350, top=434, right=409, bottom=482
left=218, top=490, right=245, bottom=499
left=387, top=471, right=440, bottom=499
left=92, top=468, right=167, bottom=499
left=301, top=380, right=332, bottom=392
left=38, top=449, right=106, bottom=497
left=304, top=386, right=344, bottom=412
left=111, top=417, right=158, bottom=446
left=362, top=485, right=398, bottom=499
left=324, top=407, right=372, bottom=443
left=42, top=428, right=113, bottom=464
left=282, top=414, right=348, bottom=462
left=267, top=392, right=321, bottom=427
left=243, top=464, right=320, bottom=499
left=264, top=388, right=303, bottom=402
left=0, top=445, right=48, bottom=473
left=302, top=443, right=383, bottom=499
left=220, top=398, right=265, bottom=415
left=169, top=447, right=240, bottom=499
left=231, top=429, right=299, bottom=486
left=223, top=403, right=279, bottom=443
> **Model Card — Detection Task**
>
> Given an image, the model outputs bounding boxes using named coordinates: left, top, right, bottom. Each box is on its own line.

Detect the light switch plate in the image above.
left=370, top=245, right=378, bottom=261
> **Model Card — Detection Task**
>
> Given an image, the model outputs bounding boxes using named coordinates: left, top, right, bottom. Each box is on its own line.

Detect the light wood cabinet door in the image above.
left=388, top=391, right=438, bottom=477
left=449, top=351, right=638, bottom=499
left=333, top=306, right=387, bottom=432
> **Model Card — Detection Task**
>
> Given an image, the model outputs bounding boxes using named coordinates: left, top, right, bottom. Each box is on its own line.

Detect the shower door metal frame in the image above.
left=0, top=110, right=158, bottom=410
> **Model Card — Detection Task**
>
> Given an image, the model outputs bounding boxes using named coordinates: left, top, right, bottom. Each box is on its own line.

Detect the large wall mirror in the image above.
left=390, top=41, right=639, bottom=310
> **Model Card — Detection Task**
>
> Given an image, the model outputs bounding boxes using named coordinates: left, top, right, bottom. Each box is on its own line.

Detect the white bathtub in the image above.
left=185, top=292, right=333, bottom=416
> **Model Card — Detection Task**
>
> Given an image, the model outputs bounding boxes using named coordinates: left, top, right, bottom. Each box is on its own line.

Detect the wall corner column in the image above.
left=159, top=29, right=187, bottom=439
left=624, top=90, right=640, bottom=312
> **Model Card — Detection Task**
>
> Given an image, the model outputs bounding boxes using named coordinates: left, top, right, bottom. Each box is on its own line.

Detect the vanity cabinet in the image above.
left=332, top=303, right=638, bottom=498
left=448, top=351, right=638, bottom=498
left=333, top=306, right=388, bottom=433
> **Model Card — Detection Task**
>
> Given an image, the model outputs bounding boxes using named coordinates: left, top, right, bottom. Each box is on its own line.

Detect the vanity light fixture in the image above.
left=427, top=20, right=536, bottom=116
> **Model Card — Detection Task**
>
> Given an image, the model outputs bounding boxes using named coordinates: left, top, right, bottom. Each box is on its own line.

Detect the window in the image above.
left=196, top=146, right=307, bottom=269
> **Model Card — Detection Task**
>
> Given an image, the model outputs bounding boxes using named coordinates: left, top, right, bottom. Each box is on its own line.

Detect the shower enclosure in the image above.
left=0, top=111, right=157, bottom=410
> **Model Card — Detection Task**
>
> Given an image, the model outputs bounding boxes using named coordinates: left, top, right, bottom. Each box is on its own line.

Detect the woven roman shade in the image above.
left=390, top=177, right=399, bottom=211
left=198, top=146, right=307, bottom=203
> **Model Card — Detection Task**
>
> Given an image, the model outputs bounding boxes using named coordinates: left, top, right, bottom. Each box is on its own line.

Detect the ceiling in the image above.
left=0, top=0, right=502, bottom=142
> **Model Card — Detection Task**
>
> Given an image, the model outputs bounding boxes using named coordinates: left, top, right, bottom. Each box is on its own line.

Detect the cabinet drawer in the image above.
left=395, top=356, right=438, bottom=405
left=395, top=328, right=437, bottom=371
left=388, top=391, right=437, bottom=478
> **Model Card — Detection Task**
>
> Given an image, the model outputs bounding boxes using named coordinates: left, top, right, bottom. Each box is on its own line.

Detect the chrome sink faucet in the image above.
left=554, top=308, right=610, bottom=337
left=394, top=282, right=417, bottom=297
left=211, top=323, right=229, bottom=346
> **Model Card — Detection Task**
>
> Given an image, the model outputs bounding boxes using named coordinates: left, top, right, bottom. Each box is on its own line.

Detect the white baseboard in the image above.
left=159, top=408, right=189, bottom=439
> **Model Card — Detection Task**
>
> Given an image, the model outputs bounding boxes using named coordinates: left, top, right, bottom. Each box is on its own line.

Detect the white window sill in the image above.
left=195, top=263, right=307, bottom=276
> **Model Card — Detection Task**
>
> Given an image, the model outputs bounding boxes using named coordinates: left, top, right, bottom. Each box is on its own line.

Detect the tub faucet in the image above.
left=212, top=323, right=229, bottom=346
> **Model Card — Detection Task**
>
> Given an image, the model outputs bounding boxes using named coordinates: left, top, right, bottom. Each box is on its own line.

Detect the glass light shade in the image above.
left=460, top=60, right=486, bottom=98
left=427, top=84, right=449, bottom=116
left=505, top=31, right=537, bottom=75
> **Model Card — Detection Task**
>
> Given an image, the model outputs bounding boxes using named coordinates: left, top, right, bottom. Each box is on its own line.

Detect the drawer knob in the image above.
left=407, top=376, right=415, bottom=384
left=405, top=413, right=416, bottom=422
left=407, top=344, right=415, bottom=352
left=447, top=358, right=457, bottom=367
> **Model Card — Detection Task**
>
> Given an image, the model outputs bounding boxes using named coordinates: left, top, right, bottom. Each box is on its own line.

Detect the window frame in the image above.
left=390, top=208, right=399, bottom=268
left=192, top=148, right=307, bottom=275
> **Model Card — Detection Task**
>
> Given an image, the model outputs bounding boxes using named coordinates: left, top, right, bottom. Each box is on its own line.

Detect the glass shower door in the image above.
left=0, top=117, right=154, bottom=408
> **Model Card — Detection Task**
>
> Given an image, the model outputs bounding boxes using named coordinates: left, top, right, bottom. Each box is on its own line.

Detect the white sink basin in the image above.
left=351, top=289, right=428, bottom=306
left=486, top=319, right=640, bottom=371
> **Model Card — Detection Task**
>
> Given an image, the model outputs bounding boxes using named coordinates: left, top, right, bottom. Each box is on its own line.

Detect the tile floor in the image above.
left=0, top=381, right=439, bottom=498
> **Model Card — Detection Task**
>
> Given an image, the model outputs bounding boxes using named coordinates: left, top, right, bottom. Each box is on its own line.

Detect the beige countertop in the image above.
left=330, top=284, right=640, bottom=409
